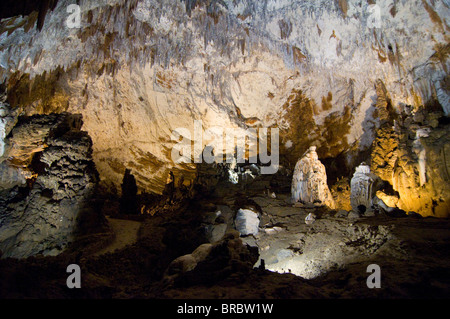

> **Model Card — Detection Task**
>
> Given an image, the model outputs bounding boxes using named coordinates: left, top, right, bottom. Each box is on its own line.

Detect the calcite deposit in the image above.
left=0, top=112, right=98, bottom=258
left=0, top=0, right=448, bottom=267
left=0, top=0, right=447, bottom=196
left=350, top=163, right=377, bottom=213
left=291, top=146, right=335, bottom=209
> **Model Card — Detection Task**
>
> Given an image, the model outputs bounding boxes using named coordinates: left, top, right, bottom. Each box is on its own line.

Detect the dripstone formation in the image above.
left=291, top=146, right=335, bottom=209
left=350, top=163, right=377, bottom=214
left=0, top=112, right=98, bottom=258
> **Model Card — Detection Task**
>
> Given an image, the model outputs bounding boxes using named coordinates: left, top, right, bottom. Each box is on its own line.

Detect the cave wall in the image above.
left=0, top=0, right=448, bottom=199
left=0, top=112, right=98, bottom=258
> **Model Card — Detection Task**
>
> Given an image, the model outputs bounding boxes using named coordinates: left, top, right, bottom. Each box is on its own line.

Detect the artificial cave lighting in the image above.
left=0, top=0, right=449, bottom=301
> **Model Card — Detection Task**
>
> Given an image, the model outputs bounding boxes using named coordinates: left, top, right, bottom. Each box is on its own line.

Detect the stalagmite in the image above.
left=350, top=163, right=376, bottom=213
left=412, top=128, right=430, bottom=187
left=0, top=103, right=18, bottom=158
left=291, top=146, right=335, bottom=209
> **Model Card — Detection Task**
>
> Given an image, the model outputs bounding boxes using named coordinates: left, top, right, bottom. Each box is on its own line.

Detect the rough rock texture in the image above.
left=330, top=177, right=351, bottom=211
left=235, top=208, right=260, bottom=236
left=291, top=146, right=335, bottom=208
left=164, top=231, right=259, bottom=287
left=244, top=194, right=398, bottom=280
left=350, top=163, right=377, bottom=213
left=371, top=116, right=450, bottom=217
left=0, top=102, right=18, bottom=158
left=0, top=112, right=98, bottom=258
left=0, top=0, right=448, bottom=194
left=0, top=166, right=449, bottom=298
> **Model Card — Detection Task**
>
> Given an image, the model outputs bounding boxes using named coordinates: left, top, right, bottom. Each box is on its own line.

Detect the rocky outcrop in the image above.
left=0, top=112, right=98, bottom=258
left=291, top=146, right=335, bottom=209
left=164, top=230, right=259, bottom=287
left=370, top=113, right=450, bottom=217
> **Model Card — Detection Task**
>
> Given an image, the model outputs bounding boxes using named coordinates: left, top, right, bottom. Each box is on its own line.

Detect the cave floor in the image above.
left=93, top=217, right=141, bottom=257
left=0, top=192, right=449, bottom=299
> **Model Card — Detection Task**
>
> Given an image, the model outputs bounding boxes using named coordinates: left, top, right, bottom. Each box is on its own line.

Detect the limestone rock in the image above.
left=350, top=163, right=377, bottom=213
left=0, top=103, right=18, bottom=158
left=412, top=128, right=431, bottom=186
left=208, top=223, right=227, bottom=243
left=335, top=210, right=349, bottom=218
left=305, top=213, right=316, bottom=225
left=375, top=190, right=399, bottom=209
left=330, top=177, right=352, bottom=211
left=291, top=146, right=335, bottom=209
left=235, top=208, right=260, bottom=236
left=164, top=234, right=259, bottom=286
left=371, top=119, right=450, bottom=217
left=348, top=211, right=361, bottom=219
left=0, top=113, right=98, bottom=258
left=0, top=0, right=447, bottom=195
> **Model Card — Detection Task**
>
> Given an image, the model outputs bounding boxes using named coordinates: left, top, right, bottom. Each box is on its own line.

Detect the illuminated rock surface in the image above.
left=0, top=0, right=448, bottom=299
left=0, top=0, right=448, bottom=195
left=371, top=120, right=450, bottom=217
left=291, top=146, right=335, bottom=209
left=235, top=208, right=260, bottom=236
left=350, top=163, right=377, bottom=213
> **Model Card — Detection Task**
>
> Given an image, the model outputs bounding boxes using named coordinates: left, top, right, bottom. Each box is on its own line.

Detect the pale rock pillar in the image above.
left=291, top=146, right=335, bottom=208
left=350, top=163, right=376, bottom=213
left=412, top=128, right=430, bottom=187
left=0, top=103, right=18, bottom=158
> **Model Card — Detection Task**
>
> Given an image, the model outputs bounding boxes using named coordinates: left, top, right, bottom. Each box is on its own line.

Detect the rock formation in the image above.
left=164, top=230, right=259, bottom=287
left=412, top=128, right=431, bottom=187
left=291, top=146, right=335, bottom=209
left=0, top=102, right=18, bottom=159
left=0, top=0, right=447, bottom=194
left=0, top=113, right=98, bottom=258
left=235, top=208, right=260, bottom=236
left=371, top=114, right=450, bottom=217
left=120, top=168, right=138, bottom=214
left=350, top=163, right=377, bottom=213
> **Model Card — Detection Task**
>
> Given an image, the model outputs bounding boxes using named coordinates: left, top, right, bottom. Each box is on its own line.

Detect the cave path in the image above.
left=94, top=217, right=142, bottom=256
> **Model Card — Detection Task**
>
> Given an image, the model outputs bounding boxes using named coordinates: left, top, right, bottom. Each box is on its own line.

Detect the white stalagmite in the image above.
left=291, top=146, right=335, bottom=209
left=350, top=163, right=376, bottom=212
left=0, top=103, right=18, bottom=158
left=412, top=128, right=430, bottom=187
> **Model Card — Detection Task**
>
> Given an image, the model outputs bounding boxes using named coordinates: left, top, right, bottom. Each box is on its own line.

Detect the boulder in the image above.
left=305, top=213, right=316, bottom=225
left=235, top=208, right=260, bottom=236
left=335, top=210, right=349, bottom=218
left=164, top=233, right=259, bottom=287
left=208, top=223, right=227, bottom=243
left=348, top=211, right=361, bottom=219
